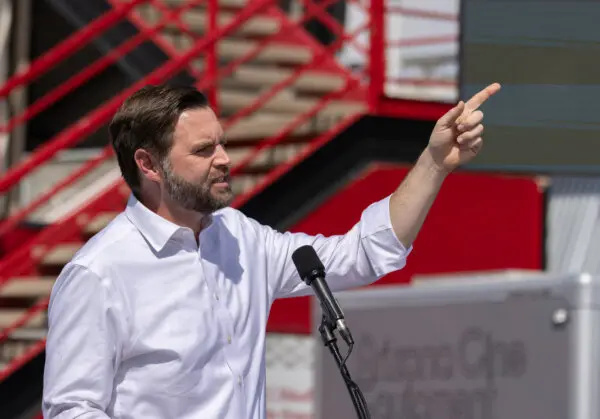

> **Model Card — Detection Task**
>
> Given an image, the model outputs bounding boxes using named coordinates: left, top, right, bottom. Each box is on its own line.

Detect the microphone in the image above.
left=292, top=245, right=354, bottom=346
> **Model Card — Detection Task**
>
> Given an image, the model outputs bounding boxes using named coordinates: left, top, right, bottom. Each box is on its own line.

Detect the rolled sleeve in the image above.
left=359, top=195, right=412, bottom=277
left=263, top=195, right=412, bottom=300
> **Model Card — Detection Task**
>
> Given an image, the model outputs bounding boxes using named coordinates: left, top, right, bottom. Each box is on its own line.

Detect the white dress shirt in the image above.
left=42, top=194, right=411, bottom=418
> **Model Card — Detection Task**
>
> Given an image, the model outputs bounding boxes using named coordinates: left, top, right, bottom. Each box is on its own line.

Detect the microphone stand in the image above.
left=318, top=315, right=371, bottom=419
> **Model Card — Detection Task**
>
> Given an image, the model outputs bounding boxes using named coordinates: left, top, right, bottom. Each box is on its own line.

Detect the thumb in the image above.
left=437, top=101, right=465, bottom=128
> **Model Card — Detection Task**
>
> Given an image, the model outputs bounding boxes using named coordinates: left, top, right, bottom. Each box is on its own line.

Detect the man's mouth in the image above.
left=212, top=174, right=231, bottom=185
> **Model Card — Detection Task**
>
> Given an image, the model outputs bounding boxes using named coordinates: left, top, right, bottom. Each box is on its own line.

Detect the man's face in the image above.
left=159, top=107, right=233, bottom=213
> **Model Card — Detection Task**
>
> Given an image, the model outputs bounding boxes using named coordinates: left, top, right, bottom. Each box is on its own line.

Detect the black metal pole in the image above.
left=318, top=316, right=371, bottom=419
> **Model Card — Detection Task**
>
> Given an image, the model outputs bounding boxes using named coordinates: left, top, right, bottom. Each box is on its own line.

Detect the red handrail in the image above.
left=0, top=0, right=148, bottom=98
left=0, top=0, right=274, bottom=195
left=0, top=146, right=114, bottom=237
left=0, top=0, right=205, bottom=135
left=0, top=0, right=351, bottom=237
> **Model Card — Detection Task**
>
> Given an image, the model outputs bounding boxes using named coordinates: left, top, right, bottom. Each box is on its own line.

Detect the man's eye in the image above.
left=195, top=145, right=214, bottom=154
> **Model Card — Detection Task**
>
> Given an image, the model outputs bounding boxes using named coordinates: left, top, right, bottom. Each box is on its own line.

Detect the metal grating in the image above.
left=546, top=176, right=600, bottom=274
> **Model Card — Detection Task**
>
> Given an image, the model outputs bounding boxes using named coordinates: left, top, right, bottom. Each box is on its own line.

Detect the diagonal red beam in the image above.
left=0, top=0, right=205, bottom=135
left=0, top=0, right=274, bottom=194
left=222, top=22, right=368, bottom=131
left=0, top=297, right=49, bottom=344
left=230, top=78, right=358, bottom=176
left=0, top=339, right=47, bottom=383
left=141, top=0, right=206, bottom=79
left=0, top=146, right=114, bottom=238
left=298, top=0, right=367, bottom=56
left=0, top=0, right=149, bottom=98
left=149, top=0, right=219, bottom=112
left=196, top=0, right=342, bottom=92
left=231, top=110, right=364, bottom=208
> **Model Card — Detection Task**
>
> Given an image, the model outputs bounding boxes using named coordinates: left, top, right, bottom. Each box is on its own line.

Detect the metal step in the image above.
left=9, top=328, right=47, bottom=340
left=40, top=244, right=82, bottom=267
left=160, top=0, right=248, bottom=8
left=84, top=212, right=120, bottom=235
left=219, top=88, right=364, bottom=116
left=224, top=113, right=318, bottom=141
left=230, top=65, right=347, bottom=93
left=0, top=277, right=56, bottom=298
left=0, top=310, right=46, bottom=329
left=231, top=174, right=265, bottom=195
left=163, top=9, right=280, bottom=37
left=163, top=34, right=312, bottom=65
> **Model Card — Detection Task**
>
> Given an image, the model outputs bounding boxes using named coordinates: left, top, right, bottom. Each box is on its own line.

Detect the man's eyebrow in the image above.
left=190, top=137, right=226, bottom=151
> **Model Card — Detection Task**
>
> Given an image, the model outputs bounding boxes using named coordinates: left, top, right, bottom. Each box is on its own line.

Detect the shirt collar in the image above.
left=125, top=194, right=191, bottom=252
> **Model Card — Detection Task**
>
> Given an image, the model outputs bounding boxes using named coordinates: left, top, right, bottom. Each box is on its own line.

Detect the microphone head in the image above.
left=292, top=245, right=325, bottom=283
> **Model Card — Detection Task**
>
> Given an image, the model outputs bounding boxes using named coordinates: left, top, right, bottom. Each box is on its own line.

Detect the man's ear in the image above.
left=134, top=149, right=161, bottom=183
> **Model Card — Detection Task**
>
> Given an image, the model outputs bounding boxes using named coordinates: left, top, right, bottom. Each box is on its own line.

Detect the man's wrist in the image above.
left=417, top=147, right=452, bottom=179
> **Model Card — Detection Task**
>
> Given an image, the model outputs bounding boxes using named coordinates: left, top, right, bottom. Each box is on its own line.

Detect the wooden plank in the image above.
left=218, top=39, right=312, bottom=64
left=168, top=9, right=280, bottom=37
left=40, top=244, right=82, bottom=267
left=164, top=34, right=312, bottom=64
left=160, top=0, right=247, bottom=8
left=84, top=212, right=120, bottom=235
left=223, top=113, right=318, bottom=140
left=232, top=65, right=346, bottom=93
left=219, top=88, right=365, bottom=116
left=0, top=277, right=55, bottom=298
left=0, top=310, right=45, bottom=329
left=231, top=174, right=265, bottom=195
left=9, top=328, right=47, bottom=340
left=227, top=142, right=305, bottom=168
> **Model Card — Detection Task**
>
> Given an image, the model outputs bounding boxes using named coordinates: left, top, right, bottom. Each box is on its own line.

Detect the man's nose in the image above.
left=214, top=144, right=231, bottom=167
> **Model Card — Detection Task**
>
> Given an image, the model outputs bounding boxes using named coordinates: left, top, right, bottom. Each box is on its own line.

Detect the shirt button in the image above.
left=214, top=293, right=219, bottom=301
left=227, top=335, right=232, bottom=344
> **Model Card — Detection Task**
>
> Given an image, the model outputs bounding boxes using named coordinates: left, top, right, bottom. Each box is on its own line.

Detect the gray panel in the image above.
left=460, top=0, right=600, bottom=173
left=547, top=176, right=600, bottom=274
left=313, top=274, right=600, bottom=418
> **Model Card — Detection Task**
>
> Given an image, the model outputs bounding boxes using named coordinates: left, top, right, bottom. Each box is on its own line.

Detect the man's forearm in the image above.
left=389, top=147, right=449, bottom=249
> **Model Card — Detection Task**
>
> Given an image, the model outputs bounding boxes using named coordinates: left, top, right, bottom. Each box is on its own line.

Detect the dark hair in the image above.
left=109, top=84, right=209, bottom=198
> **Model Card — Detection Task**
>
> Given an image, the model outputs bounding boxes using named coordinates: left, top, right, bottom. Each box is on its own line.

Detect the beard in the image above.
left=160, top=159, right=234, bottom=213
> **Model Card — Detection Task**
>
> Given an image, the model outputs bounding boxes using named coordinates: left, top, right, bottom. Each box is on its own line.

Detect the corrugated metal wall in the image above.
left=547, top=176, right=600, bottom=274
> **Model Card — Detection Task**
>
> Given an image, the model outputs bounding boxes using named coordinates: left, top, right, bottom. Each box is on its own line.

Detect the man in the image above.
left=42, top=82, right=500, bottom=418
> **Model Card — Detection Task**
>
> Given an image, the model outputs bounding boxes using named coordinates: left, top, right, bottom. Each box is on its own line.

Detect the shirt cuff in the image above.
left=359, top=195, right=413, bottom=277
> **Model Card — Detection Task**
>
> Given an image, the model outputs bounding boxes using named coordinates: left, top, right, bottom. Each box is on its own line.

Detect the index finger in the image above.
left=465, top=82, right=501, bottom=111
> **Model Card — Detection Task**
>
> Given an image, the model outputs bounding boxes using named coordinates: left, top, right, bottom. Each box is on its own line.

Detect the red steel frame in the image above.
left=0, top=0, right=458, bottom=382
left=371, top=0, right=457, bottom=118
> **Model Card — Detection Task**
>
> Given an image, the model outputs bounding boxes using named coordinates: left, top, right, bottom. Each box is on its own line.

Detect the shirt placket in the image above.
left=196, top=246, right=246, bottom=416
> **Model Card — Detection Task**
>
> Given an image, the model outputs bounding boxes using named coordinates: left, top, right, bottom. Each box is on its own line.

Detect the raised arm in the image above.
left=263, top=83, right=500, bottom=300
left=390, top=83, right=501, bottom=248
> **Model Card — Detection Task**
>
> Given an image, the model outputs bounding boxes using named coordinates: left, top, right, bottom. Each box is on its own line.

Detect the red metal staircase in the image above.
left=0, top=0, right=457, bottom=386
left=0, top=0, right=374, bottom=382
